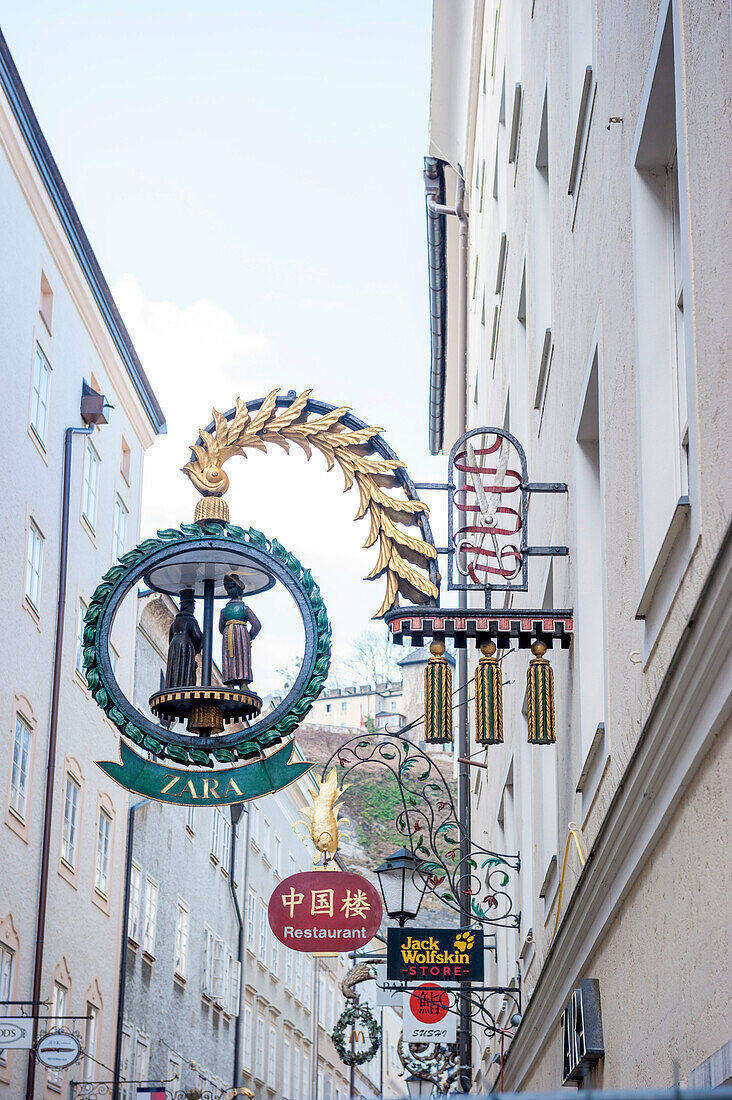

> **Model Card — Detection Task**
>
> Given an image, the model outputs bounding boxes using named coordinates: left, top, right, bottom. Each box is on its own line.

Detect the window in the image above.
left=134, top=1037, right=149, bottom=1085
left=303, top=956, right=312, bottom=1009
left=295, top=951, right=302, bottom=999
left=46, top=982, right=67, bottom=1085
left=39, top=271, right=54, bottom=332
left=574, top=353, right=606, bottom=760
left=273, top=834, right=281, bottom=875
left=113, top=496, right=128, bottom=560
left=119, top=1030, right=132, bottom=1100
left=302, top=1048, right=311, bottom=1096
left=632, top=4, right=694, bottom=600
left=250, top=802, right=259, bottom=847
left=219, top=812, right=231, bottom=867
left=82, top=441, right=100, bottom=530
left=168, top=1056, right=181, bottom=1094
left=186, top=804, right=195, bottom=833
left=0, top=942, right=15, bottom=1064
left=270, top=928, right=279, bottom=976
left=143, top=876, right=158, bottom=955
left=75, top=600, right=88, bottom=676
left=83, top=1004, right=98, bottom=1082
left=326, top=703, right=331, bottom=713
left=327, top=980, right=335, bottom=1029
left=258, top=901, right=267, bottom=958
left=211, top=809, right=221, bottom=862
left=256, top=1016, right=265, bottom=1079
left=340, top=701, right=346, bottom=712
left=25, top=520, right=44, bottom=610
left=61, top=774, right=80, bottom=868
left=262, top=818, right=271, bottom=862
left=129, top=861, right=142, bottom=942
left=285, top=946, right=293, bottom=989
left=318, top=972, right=326, bottom=1025
left=243, top=1005, right=253, bottom=1068
left=268, top=1024, right=277, bottom=1084
left=120, top=437, right=131, bottom=483
left=227, top=953, right=241, bottom=1015
left=175, top=900, right=189, bottom=977
left=283, top=1035, right=291, bottom=1099
left=30, top=343, right=51, bottom=445
left=288, top=854, right=296, bottom=878
left=246, top=892, right=256, bottom=948
left=95, top=809, right=112, bottom=896
left=533, top=85, right=552, bottom=412
left=10, top=714, right=31, bottom=819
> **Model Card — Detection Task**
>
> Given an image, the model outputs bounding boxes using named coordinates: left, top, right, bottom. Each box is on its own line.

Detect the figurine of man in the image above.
left=164, top=589, right=202, bottom=689
left=219, top=574, right=261, bottom=688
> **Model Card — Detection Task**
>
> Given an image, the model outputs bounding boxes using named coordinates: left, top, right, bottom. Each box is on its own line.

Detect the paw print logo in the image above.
left=454, top=931, right=475, bottom=953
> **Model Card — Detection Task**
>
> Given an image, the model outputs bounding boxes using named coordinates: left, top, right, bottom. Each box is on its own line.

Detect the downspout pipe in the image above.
left=112, top=798, right=149, bottom=1100
left=26, top=419, right=95, bottom=1100
left=228, top=804, right=249, bottom=1090
left=424, top=157, right=447, bottom=456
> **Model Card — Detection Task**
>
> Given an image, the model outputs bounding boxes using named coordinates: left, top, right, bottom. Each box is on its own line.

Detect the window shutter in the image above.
left=212, top=937, right=225, bottom=1001
left=230, top=959, right=241, bottom=1016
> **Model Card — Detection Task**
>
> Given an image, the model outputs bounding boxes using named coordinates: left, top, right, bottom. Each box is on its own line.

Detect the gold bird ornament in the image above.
left=296, top=768, right=351, bottom=862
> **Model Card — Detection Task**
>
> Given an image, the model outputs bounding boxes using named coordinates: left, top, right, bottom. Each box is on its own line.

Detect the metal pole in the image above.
left=112, top=798, right=148, bottom=1100
left=229, top=803, right=249, bottom=1090
left=26, top=422, right=93, bottom=1100
left=312, top=958, right=320, bottom=1099
left=455, top=173, right=473, bottom=1095
left=200, top=578, right=215, bottom=686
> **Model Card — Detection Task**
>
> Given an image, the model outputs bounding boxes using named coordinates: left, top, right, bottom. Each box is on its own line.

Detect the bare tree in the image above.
left=343, top=628, right=400, bottom=686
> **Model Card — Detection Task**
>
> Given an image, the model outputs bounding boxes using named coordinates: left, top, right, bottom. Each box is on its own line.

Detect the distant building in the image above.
left=307, top=681, right=402, bottom=732
left=0, top=28, right=164, bottom=1100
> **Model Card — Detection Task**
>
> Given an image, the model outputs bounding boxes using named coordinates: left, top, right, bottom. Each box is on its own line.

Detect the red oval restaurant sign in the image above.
left=268, top=871, right=382, bottom=952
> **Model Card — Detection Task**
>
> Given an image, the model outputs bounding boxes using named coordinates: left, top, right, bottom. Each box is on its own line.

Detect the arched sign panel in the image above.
left=268, top=871, right=382, bottom=952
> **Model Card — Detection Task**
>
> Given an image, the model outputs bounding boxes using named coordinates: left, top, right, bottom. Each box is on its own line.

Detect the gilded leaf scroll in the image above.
left=182, top=389, right=438, bottom=617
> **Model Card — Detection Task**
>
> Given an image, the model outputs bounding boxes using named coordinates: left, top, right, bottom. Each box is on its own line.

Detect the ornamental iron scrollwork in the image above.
left=71, top=1087, right=226, bottom=1100
left=321, top=732, right=520, bottom=928
left=397, top=1036, right=459, bottom=1094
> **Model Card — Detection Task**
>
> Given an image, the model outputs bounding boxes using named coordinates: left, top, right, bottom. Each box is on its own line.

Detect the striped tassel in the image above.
left=475, top=641, right=503, bottom=744
left=424, top=640, right=453, bottom=744
left=527, top=641, right=555, bottom=744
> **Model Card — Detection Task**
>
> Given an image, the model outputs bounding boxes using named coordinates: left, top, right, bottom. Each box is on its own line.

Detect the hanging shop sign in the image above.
left=561, top=979, right=604, bottom=1085
left=35, top=1030, right=82, bottom=1069
left=402, top=984, right=457, bottom=1043
left=387, top=928, right=484, bottom=982
left=0, top=1018, right=33, bottom=1049
left=268, top=870, right=382, bottom=952
left=374, top=963, right=407, bottom=1007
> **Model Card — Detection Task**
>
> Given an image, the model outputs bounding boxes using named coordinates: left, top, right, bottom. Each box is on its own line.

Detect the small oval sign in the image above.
left=35, top=1032, right=82, bottom=1069
left=268, top=870, right=382, bottom=953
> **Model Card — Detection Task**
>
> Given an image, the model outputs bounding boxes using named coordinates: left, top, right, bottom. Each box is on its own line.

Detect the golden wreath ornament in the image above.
left=183, top=390, right=438, bottom=618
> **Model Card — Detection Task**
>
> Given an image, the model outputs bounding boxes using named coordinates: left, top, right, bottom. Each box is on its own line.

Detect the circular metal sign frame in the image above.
left=82, top=523, right=331, bottom=768
left=35, top=1031, right=82, bottom=1069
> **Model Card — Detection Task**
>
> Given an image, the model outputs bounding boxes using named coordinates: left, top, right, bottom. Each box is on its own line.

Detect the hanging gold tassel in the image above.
left=475, top=641, right=503, bottom=744
left=527, top=641, right=555, bottom=744
left=424, top=640, right=453, bottom=743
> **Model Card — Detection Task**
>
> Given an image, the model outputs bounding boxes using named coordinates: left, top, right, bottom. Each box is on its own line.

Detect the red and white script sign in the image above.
left=268, top=870, right=382, bottom=953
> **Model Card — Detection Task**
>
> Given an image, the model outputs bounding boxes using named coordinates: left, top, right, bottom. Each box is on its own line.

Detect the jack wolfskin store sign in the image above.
left=386, top=927, right=484, bottom=982
left=561, top=978, right=604, bottom=1084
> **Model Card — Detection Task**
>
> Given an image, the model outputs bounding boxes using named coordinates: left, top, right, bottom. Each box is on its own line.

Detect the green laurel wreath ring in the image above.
left=331, top=1002, right=381, bottom=1066
left=82, top=522, right=332, bottom=768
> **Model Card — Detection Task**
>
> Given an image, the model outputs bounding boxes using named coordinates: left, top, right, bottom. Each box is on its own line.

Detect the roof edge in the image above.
left=0, top=28, right=166, bottom=435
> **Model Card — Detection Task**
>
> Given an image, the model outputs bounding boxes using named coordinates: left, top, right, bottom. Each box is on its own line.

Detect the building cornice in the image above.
left=0, top=28, right=165, bottom=436
left=502, top=524, right=732, bottom=1088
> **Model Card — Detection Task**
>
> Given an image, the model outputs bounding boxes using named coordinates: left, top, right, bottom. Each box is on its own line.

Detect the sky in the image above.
left=2, top=1, right=447, bottom=692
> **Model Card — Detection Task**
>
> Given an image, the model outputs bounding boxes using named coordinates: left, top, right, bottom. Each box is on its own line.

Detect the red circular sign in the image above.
left=409, top=983, right=450, bottom=1023
left=268, top=870, right=382, bottom=953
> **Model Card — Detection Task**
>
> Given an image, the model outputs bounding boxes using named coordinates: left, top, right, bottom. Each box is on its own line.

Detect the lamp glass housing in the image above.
left=374, top=847, right=429, bottom=926
left=405, top=1074, right=434, bottom=1099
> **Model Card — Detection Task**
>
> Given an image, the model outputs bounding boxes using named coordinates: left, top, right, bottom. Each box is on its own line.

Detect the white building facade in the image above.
left=427, top=0, right=730, bottom=1090
left=0, top=26, right=165, bottom=1100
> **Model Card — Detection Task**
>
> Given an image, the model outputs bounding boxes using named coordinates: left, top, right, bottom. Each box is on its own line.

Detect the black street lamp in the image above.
left=405, top=1073, right=434, bottom=1099
left=374, top=847, right=429, bottom=927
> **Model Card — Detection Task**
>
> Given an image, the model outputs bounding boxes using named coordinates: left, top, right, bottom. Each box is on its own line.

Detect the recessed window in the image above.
left=256, top=1016, right=265, bottom=1079
left=186, top=804, right=196, bottom=833
left=120, top=437, right=131, bottom=484
left=39, top=271, right=54, bottom=333
left=75, top=600, right=88, bottom=677
left=270, top=928, right=279, bottom=976
left=82, top=1004, right=98, bottom=1082
left=143, top=876, right=158, bottom=955
left=0, top=942, right=14, bottom=1063
left=175, top=900, right=189, bottom=977
left=246, top=893, right=256, bottom=948
left=263, top=818, right=271, bottom=862
left=268, top=1024, right=277, bottom=1085
left=95, top=808, right=112, bottom=896
left=30, top=344, right=51, bottom=446
left=128, top=861, right=142, bottom=942
left=82, top=441, right=100, bottom=530
left=273, top=834, right=281, bottom=875
left=61, top=774, right=80, bottom=868
left=25, top=520, right=44, bottom=610
left=47, top=982, right=66, bottom=1084
left=258, top=901, right=267, bottom=957
left=113, top=496, right=128, bottom=561
left=10, top=713, right=31, bottom=820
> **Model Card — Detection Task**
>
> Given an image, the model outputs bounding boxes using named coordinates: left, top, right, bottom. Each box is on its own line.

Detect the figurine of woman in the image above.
left=165, top=589, right=202, bottom=689
left=219, top=574, right=261, bottom=688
